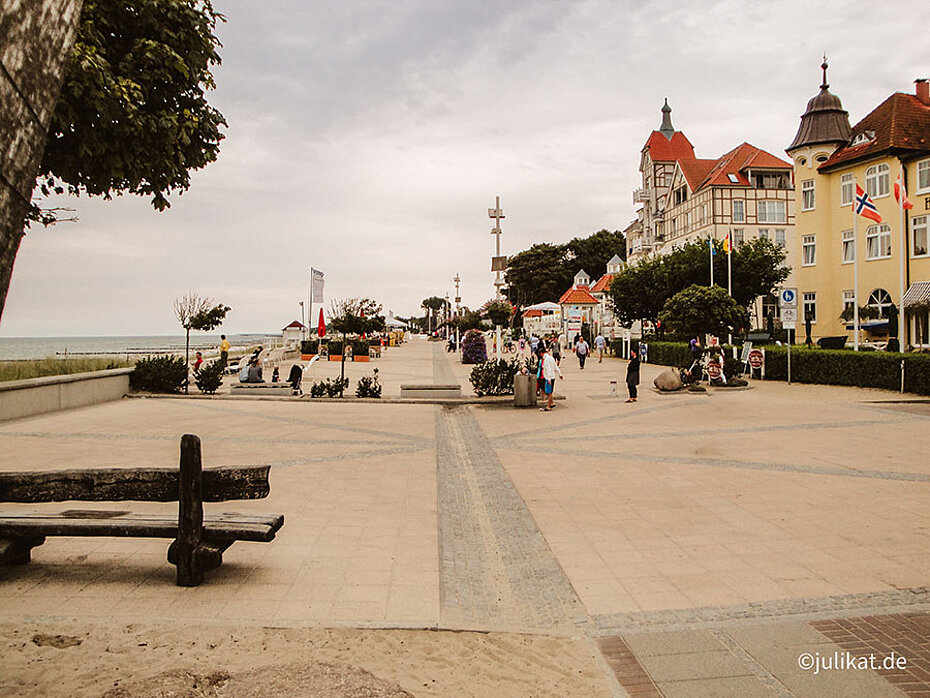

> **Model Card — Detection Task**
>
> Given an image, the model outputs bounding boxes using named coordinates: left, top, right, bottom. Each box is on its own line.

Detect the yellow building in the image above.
left=787, top=62, right=930, bottom=349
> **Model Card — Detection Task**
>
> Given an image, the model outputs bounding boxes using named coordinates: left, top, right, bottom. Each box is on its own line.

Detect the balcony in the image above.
left=633, top=188, right=649, bottom=204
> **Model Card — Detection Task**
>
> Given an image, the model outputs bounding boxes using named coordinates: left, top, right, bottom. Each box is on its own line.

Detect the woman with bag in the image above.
left=625, top=348, right=640, bottom=403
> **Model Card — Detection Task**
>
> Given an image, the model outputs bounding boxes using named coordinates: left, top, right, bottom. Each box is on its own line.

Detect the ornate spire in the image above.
left=659, top=99, right=675, bottom=140
left=786, top=59, right=851, bottom=153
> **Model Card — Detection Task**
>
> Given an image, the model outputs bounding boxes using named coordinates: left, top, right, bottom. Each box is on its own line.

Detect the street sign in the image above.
left=781, top=307, right=797, bottom=325
left=707, top=361, right=722, bottom=379
left=779, top=288, right=797, bottom=308
left=747, top=349, right=765, bottom=369
left=740, top=342, right=753, bottom=363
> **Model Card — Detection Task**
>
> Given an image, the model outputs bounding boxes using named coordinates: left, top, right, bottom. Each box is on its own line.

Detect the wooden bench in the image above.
left=399, top=384, right=462, bottom=399
left=230, top=383, right=296, bottom=396
left=0, top=434, right=284, bottom=586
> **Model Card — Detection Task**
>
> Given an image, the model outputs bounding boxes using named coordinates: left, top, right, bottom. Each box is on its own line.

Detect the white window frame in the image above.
left=803, top=292, right=817, bottom=323
left=802, top=234, right=816, bottom=266
left=842, top=229, right=855, bottom=264
left=842, top=290, right=855, bottom=316
left=913, top=215, right=928, bottom=257
left=917, top=159, right=930, bottom=194
left=867, top=288, right=893, bottom=318
left=758, top=200, right=786, bottom=224
left=733, top=229, right=744, bottom=245
left=758, top=228, right=769, bottom=240
left=866, top=223, right=892, bottom=260
left=775, top=229, right=786, bottom=246
left=801, top=179, right=815, bottom=210
left=732, top=199, right=745, bottom=223
left=865, top=163, right=890, bottom=199
left=840, top=173, right=854, bottom=206
left=701, top=204, right=707, bottom=227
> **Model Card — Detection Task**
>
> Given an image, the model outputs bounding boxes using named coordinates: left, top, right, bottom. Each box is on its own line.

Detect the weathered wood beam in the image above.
left=0, top=465, right=271, bottom=503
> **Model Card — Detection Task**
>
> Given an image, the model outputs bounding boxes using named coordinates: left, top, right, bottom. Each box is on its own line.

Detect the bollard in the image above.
left=609, top=380, right=618, bottom=396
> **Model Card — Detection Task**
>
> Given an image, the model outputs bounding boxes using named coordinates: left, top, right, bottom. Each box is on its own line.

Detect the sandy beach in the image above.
left=1, top=621, right=612, bottom=697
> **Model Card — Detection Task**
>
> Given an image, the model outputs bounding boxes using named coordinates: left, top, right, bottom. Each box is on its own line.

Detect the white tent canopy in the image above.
left=523, top=301, right=560, bottom=312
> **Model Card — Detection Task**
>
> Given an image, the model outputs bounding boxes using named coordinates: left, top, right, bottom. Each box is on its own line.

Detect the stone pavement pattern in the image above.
left=3, top=336, right=930, bottom=696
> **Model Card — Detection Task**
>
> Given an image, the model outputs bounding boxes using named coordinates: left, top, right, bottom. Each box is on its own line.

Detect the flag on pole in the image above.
left=895, top=172, right=914, bottom=210
left=709, top=238, right=716, bottom=256
left=723, top=230, right=732, bottom=254
left=854, top=184, right=883, bottom=223
left=311, top=268, right=325, bottom=303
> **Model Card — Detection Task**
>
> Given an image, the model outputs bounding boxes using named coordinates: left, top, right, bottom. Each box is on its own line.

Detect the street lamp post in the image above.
left=299, top=301, right=305, bottom=342
left=489, top=197, right=506, bottom=360
left=454, top=273, right=461, bottom=352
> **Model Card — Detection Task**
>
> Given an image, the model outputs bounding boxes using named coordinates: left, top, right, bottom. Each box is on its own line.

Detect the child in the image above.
left=271, top=366, right=280, bottom=382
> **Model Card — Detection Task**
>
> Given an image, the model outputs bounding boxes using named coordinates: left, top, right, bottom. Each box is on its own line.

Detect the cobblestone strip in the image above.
left=711, top=628, right=794, bottom=698
left=435, top=403, right=588, bottom=632
left=596, top=636, right=663, bottom=697
left=593, top=586, right=930, bottom=635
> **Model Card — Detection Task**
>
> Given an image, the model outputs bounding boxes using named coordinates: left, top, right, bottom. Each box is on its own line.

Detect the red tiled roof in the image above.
left=699, top=143, right=792, bottom=189
left=283, top=320, right=305, bottom=330
left=523, top=309, right=543, bottom=318
left=558, top=287, right=599, bottom=305
left=678, top=158, right=717, bottom=190
left=820, top=92, right=930, bottom=171
left=642, top=130, right=696, bottom=163
left=590, top=273, right=614, bottom=294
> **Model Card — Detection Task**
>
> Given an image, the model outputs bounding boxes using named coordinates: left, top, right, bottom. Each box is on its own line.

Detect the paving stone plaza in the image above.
left=2, top=337, right=930, bottom=696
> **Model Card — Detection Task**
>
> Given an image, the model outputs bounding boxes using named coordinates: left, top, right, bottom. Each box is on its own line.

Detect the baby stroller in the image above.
left=287, top=363, right=303, bottom=395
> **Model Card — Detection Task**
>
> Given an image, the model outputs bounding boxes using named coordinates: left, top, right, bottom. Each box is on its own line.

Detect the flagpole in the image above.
left=899, top=166, right=907, bottom=352
left=853, top=183, right=860, bottom=352
left=727, top=229, right=732, bottom=297
left=709, top=238, right=714, bottom=287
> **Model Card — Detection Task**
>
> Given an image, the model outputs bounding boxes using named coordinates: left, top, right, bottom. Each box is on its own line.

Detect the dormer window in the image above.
left=852, top=130, right=875, bottom=146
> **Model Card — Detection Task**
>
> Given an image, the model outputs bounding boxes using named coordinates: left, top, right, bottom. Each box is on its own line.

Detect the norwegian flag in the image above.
left=894, top=173, right=914, bottom=210
left=855, top=184, right=883, bottom=223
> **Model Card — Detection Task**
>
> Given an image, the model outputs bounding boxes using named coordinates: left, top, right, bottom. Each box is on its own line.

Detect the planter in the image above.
left=300, top=354, right=316, bottom=361
left=329, top=355, right=346, bottom=362
left=353, top=355, right=370, bottom=362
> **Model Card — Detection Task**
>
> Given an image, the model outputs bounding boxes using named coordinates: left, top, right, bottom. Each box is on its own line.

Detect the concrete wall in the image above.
left=0, top=367, right=133, bottom=422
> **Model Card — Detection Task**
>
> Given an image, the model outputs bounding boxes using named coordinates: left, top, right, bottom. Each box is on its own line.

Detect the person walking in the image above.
left=551, top=335, right=562, bottom=365
left=594, top=333, right=606, bottom=363
left=625, top=348, right=640, bottom=403
left=575, top=336, right=590, bottom=370
left=539, top=345, right=562, bottom=411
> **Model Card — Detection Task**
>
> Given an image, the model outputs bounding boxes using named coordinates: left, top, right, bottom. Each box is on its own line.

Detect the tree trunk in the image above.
left=0, top=0, right=84, bottom=321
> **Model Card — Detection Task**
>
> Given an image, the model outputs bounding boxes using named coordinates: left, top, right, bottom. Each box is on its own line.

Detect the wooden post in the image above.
left=175, top=433, right=204, bottom=586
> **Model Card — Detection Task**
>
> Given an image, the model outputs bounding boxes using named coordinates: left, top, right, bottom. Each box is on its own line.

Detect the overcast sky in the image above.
left=1, top=0, right=926, bottom=337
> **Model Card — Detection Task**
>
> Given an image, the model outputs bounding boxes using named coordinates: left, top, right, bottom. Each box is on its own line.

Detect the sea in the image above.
left=0, top=334, right=283, bottom=361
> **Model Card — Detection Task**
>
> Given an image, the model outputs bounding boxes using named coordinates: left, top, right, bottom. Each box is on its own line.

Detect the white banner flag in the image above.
left=310, top=268, right=325, bottom=303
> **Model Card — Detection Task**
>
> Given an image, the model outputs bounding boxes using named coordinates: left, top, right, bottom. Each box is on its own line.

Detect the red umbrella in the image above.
left=318, top=308, right=326, bottom=337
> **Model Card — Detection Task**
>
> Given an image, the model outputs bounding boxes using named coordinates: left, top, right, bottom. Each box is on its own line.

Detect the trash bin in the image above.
left=514, top=373, right=538, bottom=407
left=609, top=380, right=618, bottom=396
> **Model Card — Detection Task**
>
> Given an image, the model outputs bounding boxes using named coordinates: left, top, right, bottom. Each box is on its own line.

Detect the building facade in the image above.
left=787, top=64, right=930, bottom=348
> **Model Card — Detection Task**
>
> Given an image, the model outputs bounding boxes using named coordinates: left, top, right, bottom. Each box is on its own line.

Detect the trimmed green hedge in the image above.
left=632, top=340, right=930, bottom=395
left=759, top=347, right=930, bottom=394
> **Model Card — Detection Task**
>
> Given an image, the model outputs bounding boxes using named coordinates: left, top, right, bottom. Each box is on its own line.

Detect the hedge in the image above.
left=630, top=340, right=930, bottom=395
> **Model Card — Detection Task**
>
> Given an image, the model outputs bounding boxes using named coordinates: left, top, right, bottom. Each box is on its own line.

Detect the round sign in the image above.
left=707, top=361, right=722, bottom=379
left=747, top=349, right=764, bottom=369
left=780, top=289, right=796, bottom=305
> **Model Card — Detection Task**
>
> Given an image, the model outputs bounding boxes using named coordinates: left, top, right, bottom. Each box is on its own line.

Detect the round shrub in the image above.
left=131, top=355, right=187, bottom=393
left=461, top=329, right=487, bottom=364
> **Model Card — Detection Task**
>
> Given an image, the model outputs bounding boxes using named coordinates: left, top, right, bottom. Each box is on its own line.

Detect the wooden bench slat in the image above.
left=0, top=465, right=271, bottom=504
left=0, top=512, right=284, bottom=542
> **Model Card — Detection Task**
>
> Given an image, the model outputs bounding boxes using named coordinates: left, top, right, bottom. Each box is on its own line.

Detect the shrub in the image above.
left=351, top=339, right=370, bottom=357
left=326, top=340, right=343, bottom=356
left=461, top=329, right=487, bottom=364
left=639, top=341, right=692, bottom=367
left=300, top=339, right=319, bottom=354
left=308, top=377, right=350, bottom=397
left=131, top=355, right=187, bottom=393
left=193, top=361, right=224, bottom=394
left=309, top=380, right=326, bottom=398
left=469, top=357, right=523, bottom=396
left=760, top=347, right=930, bottom=394
left=356, top=369, right=382, bottom=398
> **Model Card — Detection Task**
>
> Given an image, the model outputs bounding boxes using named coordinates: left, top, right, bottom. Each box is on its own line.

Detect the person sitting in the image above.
left=239, top=357, right=264, bottom=383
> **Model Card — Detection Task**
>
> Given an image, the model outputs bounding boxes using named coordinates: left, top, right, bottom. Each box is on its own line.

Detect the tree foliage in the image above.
left=174, top=292, right=230, bottom=332
left=482, top=299, right=515, bottom=327
left=328, top=298, right=385, bottom=335
left=34, top=0, right=227, bottom=217
left=609, top=238, right=789, bottom=327
left=658, top=285, right=749, bottom=340
left=504, top=230, right=626, bottom=308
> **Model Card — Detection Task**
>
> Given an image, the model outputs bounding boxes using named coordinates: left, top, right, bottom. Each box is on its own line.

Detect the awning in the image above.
left=845, top=320, right=889, bottom=330
left=903, top=281, right=930, bottom=307
left=523, top=301, right=561, bottom=312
